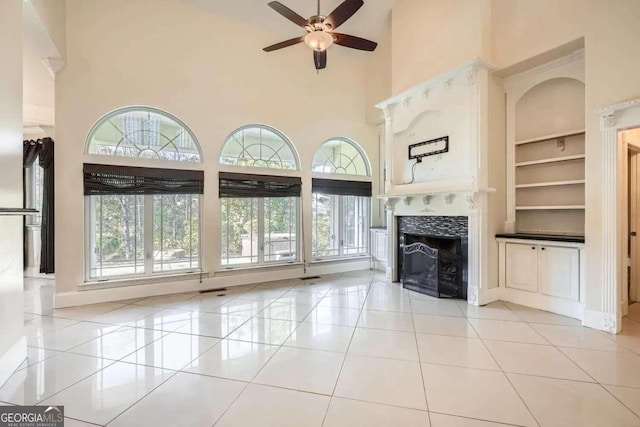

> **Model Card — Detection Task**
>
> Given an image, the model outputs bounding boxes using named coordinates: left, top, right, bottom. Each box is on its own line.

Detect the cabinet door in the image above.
left=506, top=243, right=538, bottom=292
left=538, top=245, right=579, bottom=301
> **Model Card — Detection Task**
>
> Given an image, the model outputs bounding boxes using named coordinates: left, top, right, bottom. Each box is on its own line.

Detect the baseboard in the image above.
left=55, top=259, right=370, bottom=308
left=0, top=336, right=27, bottom=389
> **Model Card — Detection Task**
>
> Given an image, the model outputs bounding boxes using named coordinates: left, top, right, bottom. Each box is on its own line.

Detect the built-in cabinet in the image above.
left=370, top=228, right=387, bottom=272
left=499, top=237, right=584, bottom=319
left=499, top=50, right=586, bottom=320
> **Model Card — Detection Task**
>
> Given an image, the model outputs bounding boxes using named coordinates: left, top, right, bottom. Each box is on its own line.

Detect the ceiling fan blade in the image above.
left=333, top=33, right=377, bottom=51
left=268, top=1, right=309, bottom=28
left=263, top=36, right=305, bottom=52
left=324, top=0, right=364, bottom=30
left=314, top=50, right=327, bottom=70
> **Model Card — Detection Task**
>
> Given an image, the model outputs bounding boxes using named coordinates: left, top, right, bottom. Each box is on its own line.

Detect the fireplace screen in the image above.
left=401, top=236, right=465, bottom=298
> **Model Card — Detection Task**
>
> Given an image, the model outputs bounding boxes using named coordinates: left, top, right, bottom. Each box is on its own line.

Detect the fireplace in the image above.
left=398, top=216, right=468, bottom=299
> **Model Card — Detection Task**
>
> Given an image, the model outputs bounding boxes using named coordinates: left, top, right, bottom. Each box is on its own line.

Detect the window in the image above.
left=312, top=138, right=372, bottom=259
left=312, top=137, right=370, bottom=176
left=220, top=125, right=298, bottom=170
left=25, top=163, right=44, bottom=225
left=86, top=166, right=203, bottom=280
left=219, top=125, right=301, bottom=268
left=84, top=108, right=203, bottom=281
left=220, top=196, right=298, bottom=266
left=86, top=106, right=202, bottom=162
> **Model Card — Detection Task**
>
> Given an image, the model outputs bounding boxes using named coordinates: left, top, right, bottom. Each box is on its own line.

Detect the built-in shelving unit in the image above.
left=506, top=55, right=586, bottom=236
left=501, top=48, right=586, bottom=319
left=514, top=131, right=585, bottom=234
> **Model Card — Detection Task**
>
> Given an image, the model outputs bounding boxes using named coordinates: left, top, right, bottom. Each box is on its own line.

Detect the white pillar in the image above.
left=600, top=112, right=621, bottom=333
left=0, top=0, right=27, bottom=386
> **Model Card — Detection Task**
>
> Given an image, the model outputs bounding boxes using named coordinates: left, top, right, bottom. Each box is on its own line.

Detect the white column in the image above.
left=383, top=104, right=397, bottom=281
left=0, top=0, right=27, bottom=387
left=467, top=193, right=484, bottom=305
left=600, top=112, right=621, bottom=333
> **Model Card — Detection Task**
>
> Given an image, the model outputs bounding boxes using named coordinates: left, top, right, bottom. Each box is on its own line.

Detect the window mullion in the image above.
left=144, top=194, right=154, bottom=274
left=258, top=198, right=265, bottom=264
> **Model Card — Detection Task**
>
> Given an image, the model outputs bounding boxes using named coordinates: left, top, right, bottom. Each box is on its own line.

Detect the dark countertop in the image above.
left=496, top=233, right=585, bottom=243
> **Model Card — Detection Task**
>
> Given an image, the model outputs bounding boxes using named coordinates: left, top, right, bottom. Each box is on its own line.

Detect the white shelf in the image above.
left=515, top=180, right=585, bottom=189
left=515, top=129, right=585, bottom=145
left=516, top=205, right=585, bottom=211
left=516, top=154, right=585, bottom=167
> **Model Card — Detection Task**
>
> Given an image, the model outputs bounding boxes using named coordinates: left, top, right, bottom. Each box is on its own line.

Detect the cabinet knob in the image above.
left=541, top=247, right=546, bottom=250
left=531, top=246, right=535, bottom=250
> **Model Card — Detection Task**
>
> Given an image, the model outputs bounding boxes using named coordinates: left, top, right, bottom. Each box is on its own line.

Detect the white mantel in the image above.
left=376, top=58, right=502, bottom=306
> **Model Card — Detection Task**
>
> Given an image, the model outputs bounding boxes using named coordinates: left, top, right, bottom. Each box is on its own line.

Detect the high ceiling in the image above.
left=180, top=0, right=393, bottom=45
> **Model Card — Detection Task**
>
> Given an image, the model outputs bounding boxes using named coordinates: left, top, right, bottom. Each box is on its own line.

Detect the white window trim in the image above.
left=84, top=194, right=203, bottom=282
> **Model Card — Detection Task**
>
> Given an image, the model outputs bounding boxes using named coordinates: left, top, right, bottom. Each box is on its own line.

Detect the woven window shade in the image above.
left=312, top=178, right=372, bottom=197
left=83, top=163, right=204, bottom=195
left=219, top=172, right=301, bottom=198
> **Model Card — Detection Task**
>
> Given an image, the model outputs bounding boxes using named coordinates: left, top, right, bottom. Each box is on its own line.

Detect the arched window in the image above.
left=219, top=125, right=301, bottom=267
left=312, top=138, right=370, bottom=176
left=84, top=107, right=203, bottom=281
left=312, top=138, right=372, bottom=259
left=220, top=125, right=298, bottom=170
left=86, top=106, right=202, bottom=162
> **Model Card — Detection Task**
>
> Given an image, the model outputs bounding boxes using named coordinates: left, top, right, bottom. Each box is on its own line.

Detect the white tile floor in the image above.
left=5, top=273, right=640, bottom=426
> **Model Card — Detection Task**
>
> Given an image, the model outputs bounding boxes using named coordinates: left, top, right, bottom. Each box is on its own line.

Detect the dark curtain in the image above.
left=22, top=138, right=55, bottom=274
left=23, top=140, right=41, bottom=269
left=39, top=138, right=54, bottom=274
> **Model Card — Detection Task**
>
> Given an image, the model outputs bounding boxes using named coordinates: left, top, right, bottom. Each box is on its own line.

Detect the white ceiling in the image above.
left=180, top=0, right=393, bottom=44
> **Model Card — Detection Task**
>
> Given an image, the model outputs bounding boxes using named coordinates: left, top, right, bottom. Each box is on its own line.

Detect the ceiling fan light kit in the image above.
left=263, top=0, right=377, bottom=71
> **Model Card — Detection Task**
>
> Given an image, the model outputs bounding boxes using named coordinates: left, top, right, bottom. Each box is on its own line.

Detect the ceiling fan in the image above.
left=263, top=0, right=377, bottom=71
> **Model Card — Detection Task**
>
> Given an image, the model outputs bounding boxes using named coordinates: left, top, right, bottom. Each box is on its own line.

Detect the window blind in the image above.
left=219, top=172, right=301, bottom=198
left=83, top=163, right=204, bottom=195
left=312, top=178, right=372, bottom=197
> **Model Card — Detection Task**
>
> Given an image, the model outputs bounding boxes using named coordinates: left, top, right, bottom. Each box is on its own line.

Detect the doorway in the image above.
left=624, top=128, right=640, bottom=318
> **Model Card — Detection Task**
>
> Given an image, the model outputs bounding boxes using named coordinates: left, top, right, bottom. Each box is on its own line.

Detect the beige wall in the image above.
left=391, top=0, right=490, bottom=94
left=366, top=13, right=392, bottom=124
left=55, top=0, right=378, bottom=293
left=30, top=0, right=66, bottom=58
left=0, top=0, right=26, bottom=383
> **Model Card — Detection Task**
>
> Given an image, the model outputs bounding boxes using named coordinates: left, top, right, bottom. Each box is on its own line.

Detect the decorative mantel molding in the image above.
left=375, top=58, right=494, bottom=111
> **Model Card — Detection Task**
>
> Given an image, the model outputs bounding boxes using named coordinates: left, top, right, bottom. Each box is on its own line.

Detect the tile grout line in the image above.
left=320, top=273, right=376, bottom=427
left=409, top=297, right=432, bottom=427
left=468, top=303, right=542, bottom=427
left=211, top=278, right=334, bottom=427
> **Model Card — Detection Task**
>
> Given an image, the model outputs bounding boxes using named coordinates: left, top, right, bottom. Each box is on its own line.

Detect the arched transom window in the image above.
left=312, top=138, right=370, bottom=176
left=220, top=125, right=298, bottom=170
left=86, top=106, right=202, bottom=162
